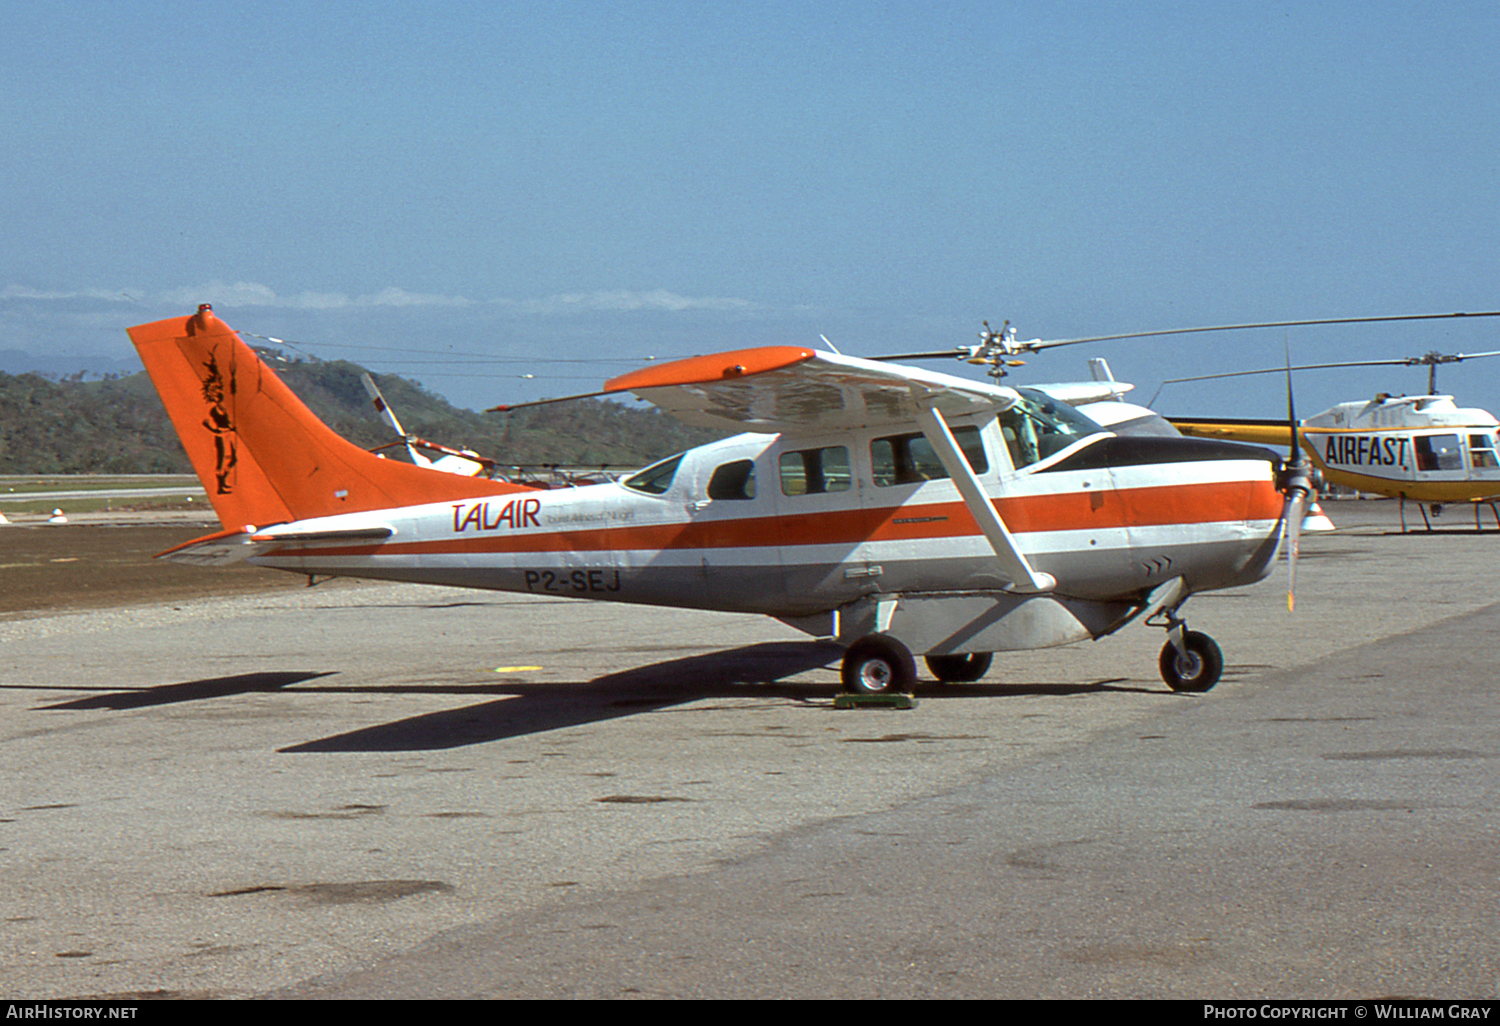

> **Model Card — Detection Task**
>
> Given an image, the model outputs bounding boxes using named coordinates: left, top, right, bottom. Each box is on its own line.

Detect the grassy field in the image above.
left=0, top=475, right=205, bottom=514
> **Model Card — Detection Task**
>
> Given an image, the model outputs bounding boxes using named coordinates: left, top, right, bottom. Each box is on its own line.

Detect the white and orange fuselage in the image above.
left=131, top=306, right=1288, bottom=662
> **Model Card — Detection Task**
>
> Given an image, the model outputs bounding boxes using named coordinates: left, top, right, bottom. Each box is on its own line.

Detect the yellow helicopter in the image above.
left=1162, top=348, right=1500, bottom=531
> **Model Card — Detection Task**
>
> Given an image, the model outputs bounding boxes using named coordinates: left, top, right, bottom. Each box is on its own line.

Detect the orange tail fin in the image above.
left=128, top=305, right=524, bottom=530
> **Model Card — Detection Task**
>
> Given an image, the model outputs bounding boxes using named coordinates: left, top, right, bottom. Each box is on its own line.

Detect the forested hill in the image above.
left=0, top=359, right=725, bottom=475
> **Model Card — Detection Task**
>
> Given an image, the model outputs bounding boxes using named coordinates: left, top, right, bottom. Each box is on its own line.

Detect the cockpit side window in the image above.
left=1470, top=434, right=1499, bottom=469
left=999, top=390, right=1105, bottom=469
left=623, top=453, right=684, bottom=495
left=1414, top=434, right=1463, bottom=472
left=780, top=445, right=852, bottom=495
left=707, top=459, right=757, bottom=500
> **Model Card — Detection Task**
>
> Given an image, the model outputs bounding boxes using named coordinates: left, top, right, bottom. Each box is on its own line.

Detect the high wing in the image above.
left=495, top=346, right=1024, bottom=433
left=602, top=346, right=1058, bottom=591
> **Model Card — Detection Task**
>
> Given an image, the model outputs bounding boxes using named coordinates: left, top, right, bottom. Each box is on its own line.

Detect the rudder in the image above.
left=128, top=304, right=523, bottom=531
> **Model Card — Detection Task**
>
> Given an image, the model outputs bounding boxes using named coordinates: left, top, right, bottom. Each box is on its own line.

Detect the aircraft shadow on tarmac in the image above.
left=37, top=671, right=336, bottom=710
left=21, top=645, right=1146, bottom=752
left=279, top=643, right=1142, bottom=754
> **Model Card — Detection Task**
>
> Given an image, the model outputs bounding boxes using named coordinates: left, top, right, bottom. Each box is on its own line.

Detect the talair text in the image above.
left=452, top=497, right=543, bottom=533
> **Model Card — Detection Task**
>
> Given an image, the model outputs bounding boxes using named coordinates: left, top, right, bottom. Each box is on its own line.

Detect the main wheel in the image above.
left=1159, top=631, right=1224, bottom=692
left=841, top=634, right=918, bottom=695
left=924, top=652, right=993, bottom=683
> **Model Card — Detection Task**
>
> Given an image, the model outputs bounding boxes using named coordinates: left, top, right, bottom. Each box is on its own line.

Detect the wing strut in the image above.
left=914, top=404, right=1055, bottom=594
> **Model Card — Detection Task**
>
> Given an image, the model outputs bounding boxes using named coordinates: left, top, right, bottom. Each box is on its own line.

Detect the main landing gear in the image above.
left=839, top=635, right=995, bottom=694
left=840, top=633, right=918, bottom=695
left=924, top=652, right=993, bottom=683
left=837, top=617, right=1224, bottom=696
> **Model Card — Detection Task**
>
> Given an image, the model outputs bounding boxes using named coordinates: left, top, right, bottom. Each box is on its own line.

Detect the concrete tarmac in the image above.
left=1, top=498, right=1496, bottom=999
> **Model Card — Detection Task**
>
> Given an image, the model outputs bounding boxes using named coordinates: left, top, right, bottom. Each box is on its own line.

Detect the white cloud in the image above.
left=3, top=281, right=751, bottom=315
left=516, top=289, right=754, bottom=315
left=153, top=281, right=476, bottom=310
left=356, top=287, right=474, bottom=308
left=156, top=281, right=288, bottom=308
left=0, top=285, right=137, bottom=303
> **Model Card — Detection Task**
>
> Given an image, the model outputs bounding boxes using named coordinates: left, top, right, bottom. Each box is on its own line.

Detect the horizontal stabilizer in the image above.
left=157, top=522, right=395, bottom=564
left=155, top=527, right=271, bottom=565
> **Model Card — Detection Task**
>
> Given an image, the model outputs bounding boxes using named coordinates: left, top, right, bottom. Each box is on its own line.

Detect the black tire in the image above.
left=1159, top=631, right=1224, bottom=692
left=841, top=634, right=918, bottom=695
left=924, top=652, right=993, bottom=683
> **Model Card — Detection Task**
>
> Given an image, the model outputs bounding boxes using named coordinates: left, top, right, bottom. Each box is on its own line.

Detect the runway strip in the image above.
left=1, top=499, right=1496, bottom=999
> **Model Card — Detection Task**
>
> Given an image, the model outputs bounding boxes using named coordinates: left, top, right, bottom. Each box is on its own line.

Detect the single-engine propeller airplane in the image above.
left=127, top=303, right=1328, bottom=696
left=129, top=300, right=1320, bottom=693
left=1161, top=350, right=1500, bottom=531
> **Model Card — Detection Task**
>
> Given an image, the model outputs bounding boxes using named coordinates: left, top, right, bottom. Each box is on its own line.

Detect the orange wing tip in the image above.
left=604, top=346, right=817, bottom=393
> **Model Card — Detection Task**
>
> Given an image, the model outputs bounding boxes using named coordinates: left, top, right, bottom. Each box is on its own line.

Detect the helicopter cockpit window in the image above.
left=780, top=445, right=852, bottom=495
left=1414, top=434, right=1463, bottom=472
left=707, top=459, right=757, bottom=500
left=623, top=453, right=684, bottom=495
left=999, top=389, right=1105, bottom=469
left=1470, top=434, right=1499, bottom=469
left=871, top=426, right=987, bottom=487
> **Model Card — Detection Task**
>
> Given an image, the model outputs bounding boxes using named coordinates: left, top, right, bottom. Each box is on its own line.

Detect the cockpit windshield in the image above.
left=622, top=453, right=684, bottom=495
left=1000, top=389, right=1106, bottom=469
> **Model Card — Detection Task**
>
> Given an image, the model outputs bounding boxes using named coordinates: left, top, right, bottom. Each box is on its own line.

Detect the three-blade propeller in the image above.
left=1279, top=343, right=1314, bottom=612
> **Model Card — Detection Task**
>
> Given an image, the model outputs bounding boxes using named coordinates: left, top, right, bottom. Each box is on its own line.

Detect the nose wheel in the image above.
left=1158, top=629, right=1223, bottom=692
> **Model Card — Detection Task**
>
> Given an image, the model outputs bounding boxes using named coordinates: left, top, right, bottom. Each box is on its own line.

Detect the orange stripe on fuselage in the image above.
left=282, top=479, right=1282, bottom=558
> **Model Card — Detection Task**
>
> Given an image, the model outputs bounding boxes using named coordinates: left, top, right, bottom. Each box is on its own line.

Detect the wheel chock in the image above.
left=834, top=692, right=916, bottom=710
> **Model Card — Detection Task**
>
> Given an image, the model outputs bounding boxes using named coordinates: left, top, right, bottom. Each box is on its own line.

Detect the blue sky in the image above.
left=4, top=1, right=1500, bottom=419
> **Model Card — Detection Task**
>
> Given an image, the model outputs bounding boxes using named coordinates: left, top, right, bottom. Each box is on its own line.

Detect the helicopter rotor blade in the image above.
left=868, top=348, right=976, bottom=363
left=1159, top=358, right=1418, bottom=385
left=867, top=311, right=1500, bottom=368
left=1153, top=349, right=1500, bottom=404
left=1025, top=310, right=1500, bottom=352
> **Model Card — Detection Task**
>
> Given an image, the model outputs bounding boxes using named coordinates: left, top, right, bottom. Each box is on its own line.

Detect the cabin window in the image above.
left=1414, top=434, right=1463, bottom=472
left=779, top=446, right=852, bottom=496
left=707, top=459, right=757, bottom=500
left=623, top=453, right=684, bottom=495
left=999, top=389, right=1104, bottom=469
left=1470, top=434, right=1499, bottom=469
left=871, top=426, right=987, bottom=487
